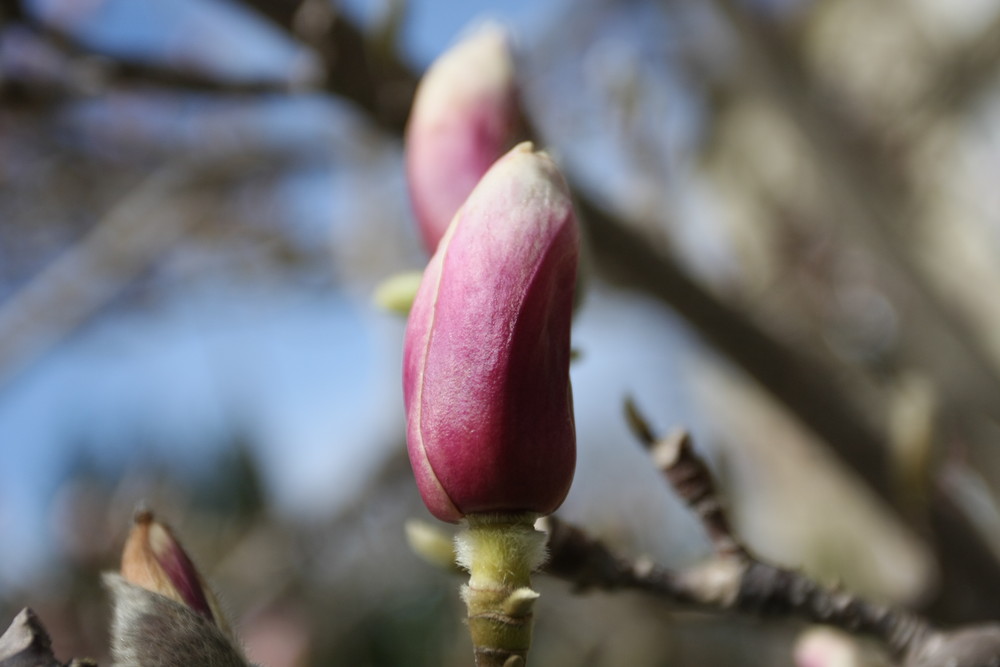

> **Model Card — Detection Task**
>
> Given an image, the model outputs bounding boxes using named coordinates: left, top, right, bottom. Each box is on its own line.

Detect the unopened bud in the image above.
left=404, top=519, right=461, bottom=572
left=405, top=23, right=519, bottom=253
left=403, top=142, right=578, bottom=523
left=106, top=510, right=249, bottom=667
left=120, top=509, right=223, bottom=625
left=794, top=627, right=865, bottom=667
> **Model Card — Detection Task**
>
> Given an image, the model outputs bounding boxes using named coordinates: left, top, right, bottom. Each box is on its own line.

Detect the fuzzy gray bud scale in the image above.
left=103, top=574, right=252, bottom=667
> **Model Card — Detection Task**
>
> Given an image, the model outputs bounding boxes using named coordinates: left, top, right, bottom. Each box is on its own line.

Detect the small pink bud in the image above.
left=405, top=24, right=518, bottom=253
left=107, top=510, right=247, bottom=665
left=794, top=628, right=864, bottom=667
left=121, top=510, right=218, bottom=623
left=404, top=142, right=578, bottom=522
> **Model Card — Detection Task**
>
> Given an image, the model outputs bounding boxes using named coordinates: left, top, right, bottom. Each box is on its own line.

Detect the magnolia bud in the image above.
left=403, top=142, right=578, bottom=523
left=405, top=23, right=519, bottom=253
left=794, top=627, right=865, bottom=667
left=119, top=510, right=224, bottom=626
left=105, top=510, right=250, bottom=667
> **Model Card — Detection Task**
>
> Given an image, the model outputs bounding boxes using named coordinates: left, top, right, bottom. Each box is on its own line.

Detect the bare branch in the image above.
left=0, top=0, right=314, bottom=103
left=625, top=402, right=746, bottom=559
left=0, top=150, right=301, bottom=393
left=542, top=515, right=930, bottom=661
left=918, top=10, right=1000, bottom=121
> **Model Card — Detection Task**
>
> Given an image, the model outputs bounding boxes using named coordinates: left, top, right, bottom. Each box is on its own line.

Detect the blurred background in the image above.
left=2, top=0, right=1000, bottom=664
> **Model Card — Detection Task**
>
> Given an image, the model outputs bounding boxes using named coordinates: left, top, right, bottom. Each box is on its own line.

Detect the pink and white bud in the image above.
left=120, top=510, right=226, bottom=628
left=403, top=142, right=578, bottom=523
left=794, top=628, right=865, bottom=667
left=107, top=510, right=249, bottom=666
left=405, top=23, right=518, bottom=253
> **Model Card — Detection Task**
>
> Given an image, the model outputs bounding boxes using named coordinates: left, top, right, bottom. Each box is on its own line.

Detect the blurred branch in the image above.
left=0, top=0, right=311, bottom=104
left=2, top=0, right=417, bottom=129
left=620, top=402, right=929, bottom=658
left=542, top=403, right=1000, bottom=667
left=918, top=9, right=1000, bottom=120
left=579, top=191, right=891, bottom=491
left=705, top=0, right=1000, bottom=422
left=544, top=516, right=929, bottom=662
left=230, top=0, right=304, bottom=30
left=0, top=150, right=298, bottom=394
left=234, top=0, right=415, bottom=132
left=311, top=8, right=414, bottom=134
left=0, top=0, right=22, bottom=23
left=581, top=185, right=1000, bottom=622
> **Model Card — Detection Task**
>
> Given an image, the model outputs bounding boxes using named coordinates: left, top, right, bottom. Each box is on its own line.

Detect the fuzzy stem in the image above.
left=455, top=513, right=547, bottom=667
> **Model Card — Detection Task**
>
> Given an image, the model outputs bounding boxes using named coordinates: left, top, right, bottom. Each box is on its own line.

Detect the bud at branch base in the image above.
left=104, top=510, right=250, bottom=666
left=405, top=23, right=518, bottom=253
left=403, top=141, right=578, bottom=523
left=120, top=510, right=221, bottom=623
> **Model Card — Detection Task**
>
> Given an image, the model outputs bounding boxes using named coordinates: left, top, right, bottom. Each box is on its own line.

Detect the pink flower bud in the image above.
left=107, top=510, right=247, bottom=666
left=120, top=510, right=220, bottom=624
left=794, top=628, right=864, bottom=667
left=405, top=24, right=518, bottom=253
left=404, top=142, right=578, bottom=522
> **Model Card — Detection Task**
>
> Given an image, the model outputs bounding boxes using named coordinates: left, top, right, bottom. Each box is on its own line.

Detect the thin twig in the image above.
left=625, top=401, right=746, bottom=559
left=912, top=9, right=1000, bottom=124
left=624, top=399, right=933, bottom=658
left=625, top=401, right=747, bottom=559
left=0, top=29, right=304, bottom=101
left=540, top=400, right=1000, bottom=665
left=542, top=514, right=930, bottom=660
left=0, top=150, right=300, bottom=393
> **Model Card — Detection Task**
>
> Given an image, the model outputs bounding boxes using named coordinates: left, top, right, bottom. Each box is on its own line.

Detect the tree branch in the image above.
left=542, top=403, right=1000, bottom=666
left=542, top=515, right=930, bottom=661
left=0, top=1, right=313, bottom=104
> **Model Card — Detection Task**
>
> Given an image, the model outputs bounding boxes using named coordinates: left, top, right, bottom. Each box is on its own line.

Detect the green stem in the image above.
left=456, top=513, right=547, bottom=667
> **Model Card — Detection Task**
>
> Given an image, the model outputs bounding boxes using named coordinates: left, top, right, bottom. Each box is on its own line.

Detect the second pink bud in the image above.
left=405, top=24, right=519, bottom=254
